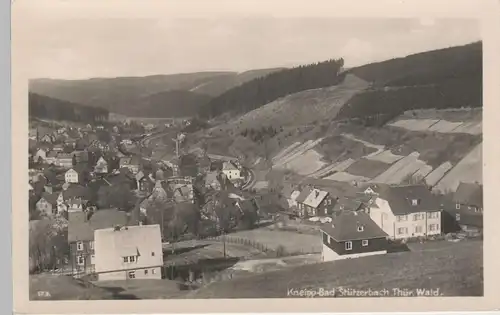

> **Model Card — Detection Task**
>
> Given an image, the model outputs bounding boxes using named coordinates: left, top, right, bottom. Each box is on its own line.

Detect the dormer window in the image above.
left=411, top=199, right=419, bottom=206
left=456, top=203, right=461, bottom=210
left=357, top=225, right=364, bottom=232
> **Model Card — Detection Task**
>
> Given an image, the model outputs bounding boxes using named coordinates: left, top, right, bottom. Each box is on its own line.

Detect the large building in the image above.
left=94, top=224, right=163, bottom=281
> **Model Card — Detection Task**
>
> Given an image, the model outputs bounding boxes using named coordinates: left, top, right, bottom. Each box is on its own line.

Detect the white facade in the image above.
left=321, top=244, right=387, bottom=262
left=94, top=224, right=163, bottom=281
left=369, top=197, right=441, bottom=240
left=65, top=169, right=79, bottom=183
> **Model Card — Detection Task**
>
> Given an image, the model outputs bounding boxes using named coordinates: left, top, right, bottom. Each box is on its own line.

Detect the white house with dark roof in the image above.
left=320, top=211, right=389, bottom=262
left=222, top=161, right=241, bottom=180
left=94, top=224, right=163, bottom=281
left=368, top=185, right=442, bottom=240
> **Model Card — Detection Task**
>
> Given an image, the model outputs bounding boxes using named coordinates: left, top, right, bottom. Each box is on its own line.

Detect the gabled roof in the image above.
left=376, top=185, right=440, bottom=215
left=46, top=151, right=58, bottom=158
left=333, top=196, right=364, bottom=212
left=39, top=192, right=58, bottom=206
left=303, top=188, right=328, bottom=208
left=62, top=185, right=91, bottom=201
left=295, top=187, right=312, bottom=204
left=453, top=182, right=483, bottom=208
left=222, top=161, right=238, bottom=171
left=290, top=190, right=301, bottom=202
left=321, top=211, right=388, bottom=242
left=68, top=209, right=138, bottom=242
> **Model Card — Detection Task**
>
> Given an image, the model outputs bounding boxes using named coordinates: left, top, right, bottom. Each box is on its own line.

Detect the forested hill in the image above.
left=29, top=93, right=109, bottom=123
left=198, top=58, right=345, bottom=119
left=336, top=41, right=482, bottom=125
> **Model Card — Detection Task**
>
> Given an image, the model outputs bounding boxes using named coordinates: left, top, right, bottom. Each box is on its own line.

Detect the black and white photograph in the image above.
left=13, top=0, right=497, bottom=311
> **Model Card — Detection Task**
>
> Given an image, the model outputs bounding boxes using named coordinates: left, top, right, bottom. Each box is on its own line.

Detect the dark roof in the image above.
left=63, top=185, right=91, bottom=201
left=453, top=182, right=483, bottom=208
left=377, top=185, right=440, bottom=215
left=295, top=187, right=312, bottom=204
left=321, top=211, right=388, bottom=242
left=40, top=192, right=58, bottom=205
left=333, top=197, right=364, bottom=212
left=68, top=209, right=138, bottom=242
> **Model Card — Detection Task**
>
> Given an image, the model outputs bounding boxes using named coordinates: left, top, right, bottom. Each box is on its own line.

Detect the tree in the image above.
left=72, top=154, right=77, bottom=166
left=97, top=184, right=136, bottom=210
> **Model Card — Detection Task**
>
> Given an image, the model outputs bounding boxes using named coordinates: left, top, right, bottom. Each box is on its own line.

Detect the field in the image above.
left=190, top=240, right=483, bottom=298
left=30, top=274, right=115, bottom=300
left=433, top=143, right=483, bottom=193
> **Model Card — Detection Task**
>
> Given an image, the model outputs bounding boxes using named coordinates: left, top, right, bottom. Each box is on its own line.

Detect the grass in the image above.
left=190, top=240, right=483, bottom=298
left=30, top=274, right=114, bottom=300
left=344, top=158, right=390, bottom=178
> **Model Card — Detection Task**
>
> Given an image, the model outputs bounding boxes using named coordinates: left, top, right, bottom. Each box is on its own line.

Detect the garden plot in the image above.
left=371, top=152, right=431, bottom=185
left=390, top=119, right=439, bottom=131
left=284, top=150, right=327, bottom=176
left=314, top=158, right=356, bottom=178
left=345, top=158, right=391, bottom=179
left=273, top=139, right=324, bottom=168
left=412, top=165, right=433, bottom=179
left=272, top=142, right=301, bottom=164
left=452, top=121, right=482, bottom=135
left=364, top=150, right=405, bottom=164
left=324, top=172, right=370, bottom=183
left=424, top=162, right=453, bottom=187
left=428, top=120, right=464, bottom=133
left=433, top=143, right=482, bottom=193
left=342, top=133, right=385, bottom=157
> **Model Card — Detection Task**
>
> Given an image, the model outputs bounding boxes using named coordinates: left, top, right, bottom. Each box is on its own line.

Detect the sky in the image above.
left=22, top=16, right=480, bottom=79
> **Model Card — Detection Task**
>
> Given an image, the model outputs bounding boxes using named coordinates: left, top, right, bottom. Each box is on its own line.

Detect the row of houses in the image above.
left=279, top=182, right=483, bottom=262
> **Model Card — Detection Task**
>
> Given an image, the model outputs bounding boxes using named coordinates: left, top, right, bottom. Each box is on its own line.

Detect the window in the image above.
left=129, top=256, right=136, bottom=262
left=415, top=226, right=423, bottom=233
left=397, top=215, right=406, bottom=222
left=151, top=252, right=155, bottom=256
left=456, top=203, right=461, bottom=210
left=362, top=240, right=369, bottom=247
left=152, top=269, right=156, bottom=274
left=76, top=241, right=83, bottom=251
left=456, top=213, right=461, bottom=221
left=77, top=255, right=84, bottom=265
left=89, top=241, right=94, bottom=250
left=345, top=241, right=352, bottom=250
left=128, top=271, right=135, bottom=279
left=123, top=257, right=129, bottom=263
left=411, top=199, right=419, bottom=206
left=397, top=227, right=408, bottom=235
left=427, top=212, right=439, bottom=219
left=429, top=224, right=439, bottom=232
left=144, top=269, right=149, bottom=275
left=357, top=225, right=364, bottom=232
left=413, top=214, right=419, bottom=221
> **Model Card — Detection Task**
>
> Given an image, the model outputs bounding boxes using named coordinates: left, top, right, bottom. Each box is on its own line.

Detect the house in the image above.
left=442, top=182, right=483, bottom=234
left=368, top=185, right=442, bottom=240
left=68, top=208, right=138, bottom=274
left=222, top=161, right=241, bottom=180
left=34, top=149, right=47, bottom=162
left=35, top=192, right=59, bottom=216
left=453, top=182, right=483, bottom=213
left=94, top=224, right=163, bottom=281
left=71, top=150, right=89, bottom=163
left=294, top=187, right=336, bottom=217
left=320, top=211, right=389, bottom=262
left=205, top=172, right=222, bottom=191
left=40, top=134, right=54, bottom=143
left=44, top=151, right=59, bottom=165
left=53, top=144, right=65, bottom=152
left=55, top=153, right=74, bottom=168
left=94, top=156, right=109, bottom=174
left=119, top=156, right=141, bottom=174
left=65, top=167, right=84, bottom=184
left=135, top=171, right=154, bottom=194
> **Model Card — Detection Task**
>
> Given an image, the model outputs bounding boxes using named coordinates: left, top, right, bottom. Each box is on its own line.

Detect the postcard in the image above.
left=12, top=0, right=500, bottom=313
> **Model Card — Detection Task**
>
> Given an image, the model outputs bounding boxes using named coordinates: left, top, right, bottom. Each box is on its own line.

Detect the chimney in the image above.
left=315, top=190, right=319, bottom=198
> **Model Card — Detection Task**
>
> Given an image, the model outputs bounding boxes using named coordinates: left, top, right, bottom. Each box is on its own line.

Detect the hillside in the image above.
left=190, top=240, right=482, bottom=298
left=130, top=90, right=212, bottom=118
left=29, top=92, right=109, bottom=123
left=29, top=69, right=283, bottom=117
left=199, top=58, right=345, bottom=119
left=191, top=68, right=285, bottom=96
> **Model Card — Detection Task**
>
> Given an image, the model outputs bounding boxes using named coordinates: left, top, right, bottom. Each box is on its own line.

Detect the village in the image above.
left=28, top=115, right=483, bottom=298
